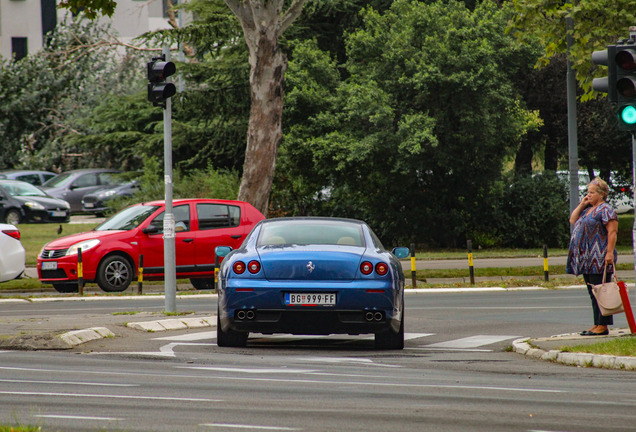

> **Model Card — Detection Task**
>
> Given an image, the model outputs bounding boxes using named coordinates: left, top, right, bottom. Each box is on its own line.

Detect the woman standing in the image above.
left=566, top=177, right=618, bottom=336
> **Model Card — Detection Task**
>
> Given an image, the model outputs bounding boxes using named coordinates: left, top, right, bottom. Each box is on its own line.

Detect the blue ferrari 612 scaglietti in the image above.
left=215, top=217, right=410, bottom=349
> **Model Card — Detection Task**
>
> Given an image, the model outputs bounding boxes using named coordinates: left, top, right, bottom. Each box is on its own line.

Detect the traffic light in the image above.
left=615, top=42, right=636, bottom=130
left=147, top=55, right=176, bottom=107
left=592, top=45, right=617, bottom=103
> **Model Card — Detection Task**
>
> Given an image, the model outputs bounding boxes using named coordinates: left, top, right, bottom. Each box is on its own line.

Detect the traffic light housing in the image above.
left=147, top=55, right=176, bottom=107
left=592, top=45, right=617, bottom=103
left=614, top=42, right=636, bottom=131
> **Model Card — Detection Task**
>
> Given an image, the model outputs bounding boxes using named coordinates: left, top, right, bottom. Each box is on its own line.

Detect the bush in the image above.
left=497, top=173, right=570, bottom=248
left=107, top=157, right=240, bottom=214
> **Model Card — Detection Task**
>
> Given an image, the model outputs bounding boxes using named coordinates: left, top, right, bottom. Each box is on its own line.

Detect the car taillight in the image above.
left=233, top=261, right=246, bottom=274
left=247, top=260, right=261, bottom=274
left=2, top=229, right=20, bottom=240
left=360, top=261, right=373, bottom=275
left=375, top=262, right=389, bottom=276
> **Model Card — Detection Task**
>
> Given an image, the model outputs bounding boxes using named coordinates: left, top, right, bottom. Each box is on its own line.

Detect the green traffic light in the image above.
left=621, top=105, right=636, bottom=125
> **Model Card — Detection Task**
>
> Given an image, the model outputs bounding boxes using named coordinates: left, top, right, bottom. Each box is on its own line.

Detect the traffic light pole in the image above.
left=162, top=46, right=177, bottom=313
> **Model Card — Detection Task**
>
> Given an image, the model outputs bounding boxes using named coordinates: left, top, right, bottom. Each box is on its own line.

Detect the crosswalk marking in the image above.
left=424, top=335, right=520, bottom=349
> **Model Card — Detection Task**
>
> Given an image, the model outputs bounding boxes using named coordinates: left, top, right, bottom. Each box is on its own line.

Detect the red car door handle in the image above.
left=182, top=238, right=194, bottom=243
left=231, top=235, right=242, bottom=239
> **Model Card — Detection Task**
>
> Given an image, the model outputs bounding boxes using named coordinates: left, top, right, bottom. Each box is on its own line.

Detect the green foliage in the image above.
left=275, top=0, right=538, bottom=246
left=0, top=19, right=145, bottom=171
left=509, top=0, right=636, bottom=100
left=107, top=157, right=241, bottom=214
left=497, top=173, right=570, bottom=248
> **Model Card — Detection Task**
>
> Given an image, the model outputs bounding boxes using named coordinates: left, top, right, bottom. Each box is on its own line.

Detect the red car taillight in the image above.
left=360, top=261, right=373, bottom=275
left=375, top=262, right=389, bottom=276
left=233, top=261, right=246, bottom=274
left=247, top=260, right=261, bottom=274
left=2, top=229, right=20, bottom=240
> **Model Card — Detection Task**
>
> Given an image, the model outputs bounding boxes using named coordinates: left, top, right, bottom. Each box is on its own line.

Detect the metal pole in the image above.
left=163, top=45, right=177, bottom=313
left=467, top=240, right=475, bottom=285
left=566, top=17, right=579, bottom=217
left=137, top=254, right=144, bottom=295
left=543, top=245, right=549, bottom=282
left=410, top=243, right=417, bottom=288
left=77, top=248, right=84, bottom=296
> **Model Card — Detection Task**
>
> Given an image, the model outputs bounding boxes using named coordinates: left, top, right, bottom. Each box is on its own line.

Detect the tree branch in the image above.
left=279, top=0, right=308, bottom=35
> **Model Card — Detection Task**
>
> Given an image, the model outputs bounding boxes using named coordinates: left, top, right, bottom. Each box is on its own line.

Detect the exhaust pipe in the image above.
left=374, top=312, right=383, bottom=321
left=237, top=310, right=246, bottom=320
left=365, top=311, right=375, bottom=322
left=246, top=310, right=255, bottom=320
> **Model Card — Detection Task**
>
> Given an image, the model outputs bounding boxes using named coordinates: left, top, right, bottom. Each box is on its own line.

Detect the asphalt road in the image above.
left=2, top=289, right=636, bottom=431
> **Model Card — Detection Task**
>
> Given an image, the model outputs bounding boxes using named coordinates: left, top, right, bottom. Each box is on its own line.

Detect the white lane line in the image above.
left=0, top=391, right=221, bottom=402
left=179, top=366, right=318, bottom=374
left=407, top=347, right=494, bottom=352
left=425, top=335, right=520, bottom=349
left=0, top=378, right=137, bottom=387
left=175, top=370, right=563, bottom=393
left=35, top=414, right=123, bottom=421
left=202, top=423, right=301, bottom=430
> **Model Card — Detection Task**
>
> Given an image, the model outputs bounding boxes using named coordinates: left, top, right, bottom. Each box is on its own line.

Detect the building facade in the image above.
left=0, top=0, right=177, bottom=60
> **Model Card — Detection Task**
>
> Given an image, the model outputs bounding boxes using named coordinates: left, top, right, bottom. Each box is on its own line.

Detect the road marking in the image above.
left=0, top=378, right=137, bottom=387
left=179, top=366, right=318, bottom=374
left=153, top=331, right=217, bottom=341
left=35, top=414, right=123, bottom=421
left=201, top=424, right=301, bottom=431
left=0, top=391, right=221, bottom=402
left=175, top=373, right=564, bottom=393
left=424, top=335, right=520, bottom=349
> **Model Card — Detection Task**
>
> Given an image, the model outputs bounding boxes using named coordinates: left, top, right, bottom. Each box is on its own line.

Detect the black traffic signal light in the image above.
left=592, top=45, right=617, bottom=103
left=147, top=55, right=176, bottom=107
left=614, top=42, right=636, bottom=130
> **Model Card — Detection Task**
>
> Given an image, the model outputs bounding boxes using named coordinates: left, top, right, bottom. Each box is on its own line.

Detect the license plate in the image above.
left=51, top=211, right=66, bottom=217
left=285, top=293, right=336, bottom=306
left=84, top=203, right=94, bottom=208
left=42, top=261, right=58, bottom=270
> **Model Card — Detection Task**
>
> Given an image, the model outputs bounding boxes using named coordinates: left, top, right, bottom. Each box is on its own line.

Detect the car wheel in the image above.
left=52, top=283, right=78, bottom=293
left=216, top=310, right=248, bottom=347
left=374, top=310, right=405, bottom=350
left=190, top=278, right=214, bottom=290
left=96, top=254, right=133, bottom=292
left=5, top=209, right=21, bottom=225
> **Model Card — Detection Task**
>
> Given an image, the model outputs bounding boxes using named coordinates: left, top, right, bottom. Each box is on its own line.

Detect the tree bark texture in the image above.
left=224, top=0, right=307, bottom=216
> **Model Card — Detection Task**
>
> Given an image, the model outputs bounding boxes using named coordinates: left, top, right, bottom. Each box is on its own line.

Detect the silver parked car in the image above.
left=41, top=169, right=121, bottom=213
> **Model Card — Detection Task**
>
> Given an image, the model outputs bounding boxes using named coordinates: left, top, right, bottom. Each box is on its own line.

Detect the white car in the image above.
left=0, top=223, right=26, bottom=282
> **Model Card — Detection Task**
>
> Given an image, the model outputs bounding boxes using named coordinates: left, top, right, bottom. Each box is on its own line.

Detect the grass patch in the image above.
left=19, top=222, right=98, bottom=266
left=0, top=425, right=42, bottom=432
left=561, top=336, right=636, bottom=356
left=415, top=263, right=632, bottom=280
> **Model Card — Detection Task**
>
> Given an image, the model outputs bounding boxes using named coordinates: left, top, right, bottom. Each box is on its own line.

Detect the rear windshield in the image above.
left=95, top=205, right=159, bottom=231
left=257, top=220, right=365, bottom=247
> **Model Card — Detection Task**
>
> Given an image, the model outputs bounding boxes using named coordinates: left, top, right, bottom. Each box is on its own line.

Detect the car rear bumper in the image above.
left=222, top=308, right=401, bottom=335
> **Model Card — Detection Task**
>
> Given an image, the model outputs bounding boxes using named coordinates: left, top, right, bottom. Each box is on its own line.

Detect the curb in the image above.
left=512, top=336, right=636, bottom=370
left=55, top=315, right=218, bottom=348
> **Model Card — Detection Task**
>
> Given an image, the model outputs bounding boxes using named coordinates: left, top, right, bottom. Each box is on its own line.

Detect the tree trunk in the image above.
left=237, top=36, right=286, bottom=216
left=225, top=0, right=307, bottom=216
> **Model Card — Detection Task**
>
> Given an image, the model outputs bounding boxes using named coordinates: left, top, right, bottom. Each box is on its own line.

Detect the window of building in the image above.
left=11, top=38, right=28, bottom=61
left=41, top=0, right=57, bottom=45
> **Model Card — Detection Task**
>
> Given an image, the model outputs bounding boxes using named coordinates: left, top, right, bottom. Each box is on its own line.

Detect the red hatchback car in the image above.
left=37, top=199, right=265, bottom=293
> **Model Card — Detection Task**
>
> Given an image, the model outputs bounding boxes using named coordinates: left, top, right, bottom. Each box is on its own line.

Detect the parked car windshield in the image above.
left=257, top=220, right=365, bottom=247
left=0, top=181, right=48, bottom=197
left=95, top=205, right=159, bottom=231
left=42, top=172, right=74, bottom=188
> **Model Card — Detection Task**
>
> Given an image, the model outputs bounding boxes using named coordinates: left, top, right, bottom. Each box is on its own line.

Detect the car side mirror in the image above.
left=215, top=246, right=233, bottom=258
left=142, top=225, right=161, bottom=235
left=392, top=247, right=410, bottom=259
